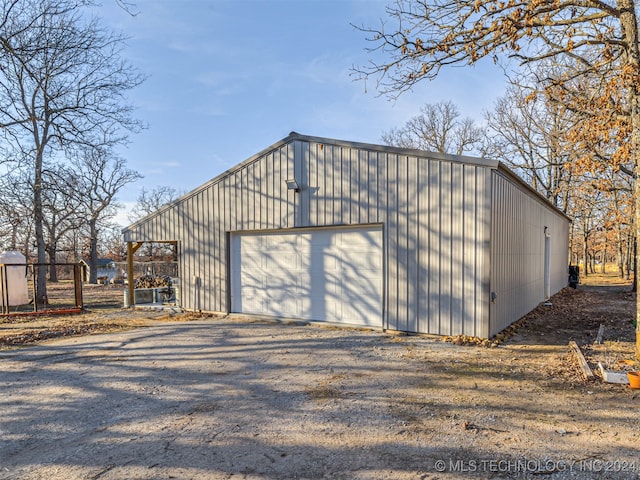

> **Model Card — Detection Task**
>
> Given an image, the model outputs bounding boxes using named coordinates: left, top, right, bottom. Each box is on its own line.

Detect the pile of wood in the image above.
left=134, top=275, right=172, bottom=289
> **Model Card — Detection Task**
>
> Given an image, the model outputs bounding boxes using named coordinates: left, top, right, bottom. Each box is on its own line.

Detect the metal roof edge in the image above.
left=495, top=162, right=572, bottom=223
left=122, top=131, right=508, bottom=233
left=288, top=132, right=500, bottom=169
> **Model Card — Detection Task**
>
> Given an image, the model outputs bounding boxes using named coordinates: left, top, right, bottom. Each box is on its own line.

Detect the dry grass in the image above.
left=579, top=265, right=634, bottom=287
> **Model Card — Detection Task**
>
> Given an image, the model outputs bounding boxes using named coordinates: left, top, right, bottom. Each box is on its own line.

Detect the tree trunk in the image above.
left=88, top=219, right=99, bottom=284
left=618, top=227, right=625, bottom=278
left=583, top=237, right=589, bottom=277
left=619, top=0, right=640, bottom=358
left=10, top=223, right=18, bottom=251
left=33, top=148, right=48, bottom=305
left=625, top=231, right=633, bottom=280
left=633, top=236, right=637, bottom=293
left=47, top=243, right=58, bottom=282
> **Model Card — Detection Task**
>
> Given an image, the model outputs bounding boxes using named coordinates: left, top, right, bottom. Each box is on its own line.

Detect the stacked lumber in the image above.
left=134, top=275, right=172, bottom=289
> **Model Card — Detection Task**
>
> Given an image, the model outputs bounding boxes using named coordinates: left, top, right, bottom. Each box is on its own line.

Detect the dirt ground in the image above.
left=0, top=274, right=639, bottom=479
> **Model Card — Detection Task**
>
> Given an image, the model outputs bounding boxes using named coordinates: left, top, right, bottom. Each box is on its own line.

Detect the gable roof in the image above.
left=79, top=258, right=116, bottom=268
left=123, top=131, right=569, bottom=232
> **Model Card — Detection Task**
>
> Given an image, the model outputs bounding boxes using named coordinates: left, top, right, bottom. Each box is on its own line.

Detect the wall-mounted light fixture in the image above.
left=285, top=178, right=300, bottom=192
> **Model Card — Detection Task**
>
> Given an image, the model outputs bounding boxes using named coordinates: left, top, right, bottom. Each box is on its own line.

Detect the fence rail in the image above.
left=0, top=263, right=83, bottom=315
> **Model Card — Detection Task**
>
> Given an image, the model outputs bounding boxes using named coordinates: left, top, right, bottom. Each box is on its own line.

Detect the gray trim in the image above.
left=227, top=222, right=384, bottom=235
left=496, top=163, right=572, bottom=222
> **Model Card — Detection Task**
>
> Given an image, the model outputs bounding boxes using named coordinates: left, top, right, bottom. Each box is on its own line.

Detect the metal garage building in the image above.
left=123, top=132, right=570, bottom=338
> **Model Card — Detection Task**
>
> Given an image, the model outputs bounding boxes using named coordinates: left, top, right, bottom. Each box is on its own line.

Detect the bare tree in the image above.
left=39, top=164, right=83, bottom=281
left=0, top=0, right=143, bottom=303
left=0, top=172, right=33, bottom=253
left=66, top=148, right=141, bottom=284
left=485, top=82, right=577, bottom=212
left=381, top=100, right=484, bottom=155
left=128, top=185, right=180, bottom=223
left=355, top=0, right=640, bottom=354
left=100, top=225, right=128, bottom=261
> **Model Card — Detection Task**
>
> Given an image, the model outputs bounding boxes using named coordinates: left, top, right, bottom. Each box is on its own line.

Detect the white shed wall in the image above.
left=123, top=133, right=569, bottom=337
left=303, top=142, right=492, bottom=336
left=489, top=171, right=570, bottom=336
left=123, top=137, right=492, bottom=336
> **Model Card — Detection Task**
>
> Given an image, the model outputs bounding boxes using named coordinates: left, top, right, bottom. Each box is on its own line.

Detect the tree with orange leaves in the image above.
left=355, top=0, right=640, bottom=354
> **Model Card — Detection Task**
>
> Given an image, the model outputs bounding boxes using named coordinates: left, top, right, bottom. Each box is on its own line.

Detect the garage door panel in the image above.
left=266, top=253, right=301, bottom=270
left=301, top=253, right=339, bottom=270
left=268, top=298, right=303, bottom=316
left=341, top=279, right=380, bottom=297
left=265, top=234, right=298, bottom=249
left=241, top=235, right=265, bottom=250
left=236, top=272, right=266, bottom=289
left=343, top=302, right=378, bottom=327
left=240, top=254, right=265, bottom=270
left=231, top=227, right=383, bottom=327
left=340, top=250, right=382, bottom=270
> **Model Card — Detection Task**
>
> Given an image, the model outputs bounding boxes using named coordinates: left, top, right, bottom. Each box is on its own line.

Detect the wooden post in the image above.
left=569, top=341, right=595, bottom=380
left=73, top=263, right=84, bottom=309
left=127, top=242, right=143, bottom=308
left=1, top=265, right=7, bottom=314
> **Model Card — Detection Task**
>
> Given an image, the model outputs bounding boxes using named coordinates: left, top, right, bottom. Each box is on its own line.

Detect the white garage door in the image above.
left=231, top=226, right=383, bottom=327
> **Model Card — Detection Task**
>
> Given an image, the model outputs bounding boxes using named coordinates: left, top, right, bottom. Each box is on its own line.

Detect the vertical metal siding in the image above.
left=302, top=142, right=491, bottom=336
left=439, top=161, right=452, bottom=334
left=385, top=152, right=399, bottom=328
left=427, top=159, right=440, bottom=333
left=489, top=171, right=569, bottom=336
left=407, top=155, right=419, bottom=333
left=122, top=137, right=506, bottom=336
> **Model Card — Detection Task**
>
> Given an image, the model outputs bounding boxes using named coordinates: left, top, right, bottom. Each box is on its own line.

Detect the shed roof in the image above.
left=79, top=258, right=116, bottom=268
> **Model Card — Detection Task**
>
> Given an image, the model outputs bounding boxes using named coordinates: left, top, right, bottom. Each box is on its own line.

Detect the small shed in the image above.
left=80, top=258, right=117, bottom=284
left=123, top=132, right=570, bottom=337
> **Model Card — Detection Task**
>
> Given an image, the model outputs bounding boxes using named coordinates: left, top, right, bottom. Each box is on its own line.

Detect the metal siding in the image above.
left=348, top=149, right=358, bottom=224
left=386, top=153, right=399, bottom=328
left=189, top=196, right=197, bottom=311
left=427, top=159, right=440, bottom=333
left=241, top=167, right=250, bottom=230
left=416, top=158, right=429, bottom=334
left=309, top=143, right=319, bottom=226
left=406, top=156, right=419, bottom=333
left=327, top=145, right=337, bottom=225
left=296, top=141, right=308, bottom=227
left=358, top=150, right=367, bottom=224
left=123, top=136, right=530, bottom=336
left=489, top=171, right=570, bottom=336
left=338, top=147, right=348, bottom=224
left=451, top=163, right=464, bottom=334
left=377, top=152, right=389, bottom=330
left=286, top=143, right=296, bottom=228
left=477, top=168, right=492, bottom=338
left=219, top=181, right=227, bottom=310
left=439, top=161, right=452, bottom=334
left=204, top=188, right=212, bottom=310
left=463, top=165, right=476, bottom=336
left=369, top=151, right=379, bottom=223
left=396, top=155, right=409, bottom=332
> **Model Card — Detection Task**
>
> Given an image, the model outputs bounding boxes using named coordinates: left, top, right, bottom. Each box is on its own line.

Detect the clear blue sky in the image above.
left=98, top=0, right=508, bottom=226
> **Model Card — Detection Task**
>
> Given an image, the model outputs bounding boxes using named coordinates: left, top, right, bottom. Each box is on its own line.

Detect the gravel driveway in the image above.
left=1, top=313, right=639, bottom=479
